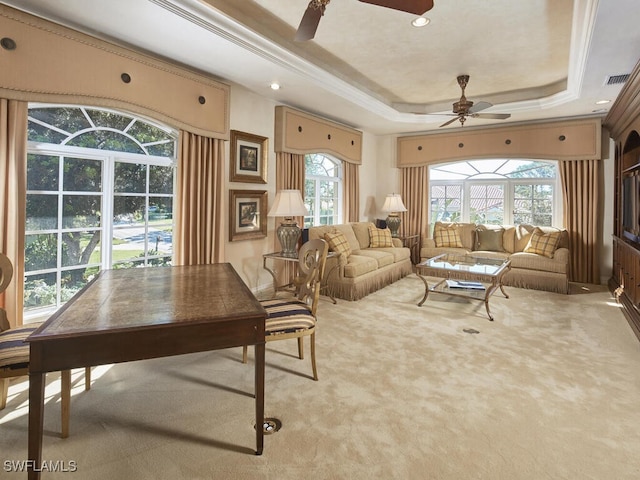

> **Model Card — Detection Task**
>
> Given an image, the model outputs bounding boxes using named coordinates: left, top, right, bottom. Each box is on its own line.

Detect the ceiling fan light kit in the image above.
left=296, top=0, right=435, bottom=41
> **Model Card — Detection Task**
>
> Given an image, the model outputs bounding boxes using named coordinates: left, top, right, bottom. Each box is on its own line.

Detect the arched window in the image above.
left=429, top=159, right=560, bottom=231
left=25, top=105, right=177, bottom=316
left=304, top=153, right=342, bottom=227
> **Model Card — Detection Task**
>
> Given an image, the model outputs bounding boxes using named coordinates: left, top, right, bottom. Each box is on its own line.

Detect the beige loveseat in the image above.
left=420, top=222, right=570, bottom=294
left=308, top=222, right=412, bottom=301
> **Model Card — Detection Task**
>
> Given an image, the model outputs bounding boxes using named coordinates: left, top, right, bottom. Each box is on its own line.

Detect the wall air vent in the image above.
left=605, top=74, right=630, bottom=85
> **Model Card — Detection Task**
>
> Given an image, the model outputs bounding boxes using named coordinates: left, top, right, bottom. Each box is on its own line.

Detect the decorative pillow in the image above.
left=523, top=227, right=561, bottom=258
left=433, top=223, right=463, bottom=248
left=368, top=225, right=394, bottom=248
left=324, top=230, right=352, bottom=257
left=475, top=226, right=505, bottom=252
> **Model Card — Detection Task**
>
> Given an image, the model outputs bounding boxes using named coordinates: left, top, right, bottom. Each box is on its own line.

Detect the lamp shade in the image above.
left=268, top=189, right=309, bottom=218
left=381, top=193, right=407, bottom=213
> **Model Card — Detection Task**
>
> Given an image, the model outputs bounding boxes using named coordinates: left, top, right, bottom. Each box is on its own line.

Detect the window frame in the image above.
left=303, top=153, right=343, bottom=227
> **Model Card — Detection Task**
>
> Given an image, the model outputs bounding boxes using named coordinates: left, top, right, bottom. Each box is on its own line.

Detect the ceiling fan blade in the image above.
left=295, top=3, right=324, bottom=41
left=439, top=116, right=461, bottom=128
left=358, top=0, right=434, bottom=16
left=468, top=101, right=492, bottom=114
left=473, top=113, right=512, bottom=120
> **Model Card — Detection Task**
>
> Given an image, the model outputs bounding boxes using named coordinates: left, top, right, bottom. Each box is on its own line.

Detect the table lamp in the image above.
left=381, top=193, right=407, bottom=237
left=268, top=189, right=309, bottom=257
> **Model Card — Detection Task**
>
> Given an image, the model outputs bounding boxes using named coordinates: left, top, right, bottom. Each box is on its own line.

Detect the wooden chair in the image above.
left=0, top=253, right=89, bottom=438
left=244, top=239, right=329, bottom=380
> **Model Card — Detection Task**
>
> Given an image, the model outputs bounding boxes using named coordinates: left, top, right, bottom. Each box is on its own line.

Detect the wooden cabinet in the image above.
left=610, top=236, right=640, bottom=340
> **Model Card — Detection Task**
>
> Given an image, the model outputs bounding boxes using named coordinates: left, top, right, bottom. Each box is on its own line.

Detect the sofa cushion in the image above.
left=368, top=225, right=394, bottom=248
left=355, top=249, right=395, bottom=268
left=475, top=225, right=505, bottom=252
left=343, top=254, right=378, bottom=278
left=333, top=224, right=361, bottom=252
left=509, top=251, right=568, bottom=274
left=376, top=246, right=412, bottom=263
left=524, top=227, right=561, bottom=258
left=325, top=230, right=352, bottom=257
left=350, top=222, right=374, bottom=249
left=434, top=222, right=463, bottom=248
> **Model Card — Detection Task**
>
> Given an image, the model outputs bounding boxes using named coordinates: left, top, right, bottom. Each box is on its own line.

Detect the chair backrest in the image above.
left=296, top=239, right=329, bottom=315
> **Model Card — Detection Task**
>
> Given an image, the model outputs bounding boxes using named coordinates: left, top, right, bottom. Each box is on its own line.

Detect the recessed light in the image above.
left=595, top=99, right=610, bottom=105
left=412, top=17, right=430, bottom=27
left=270, top=83, right=281, bottom=90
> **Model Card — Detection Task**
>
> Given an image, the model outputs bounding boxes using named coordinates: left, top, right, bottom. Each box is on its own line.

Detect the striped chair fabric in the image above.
left=260, top=298, right=316, bottom=336
left=0, top=322, right=43, bottom=369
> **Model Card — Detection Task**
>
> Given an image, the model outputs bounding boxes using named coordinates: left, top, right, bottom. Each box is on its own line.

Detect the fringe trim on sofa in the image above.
left=503, top=271, right=569, bottom=294
left=326, top=261, right=413, bottom=301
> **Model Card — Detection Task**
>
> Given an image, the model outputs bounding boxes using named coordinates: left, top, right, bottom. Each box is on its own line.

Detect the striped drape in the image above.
left=343, top=161, right=360, bottom=222
left=401, top=165, right=430, bottom=237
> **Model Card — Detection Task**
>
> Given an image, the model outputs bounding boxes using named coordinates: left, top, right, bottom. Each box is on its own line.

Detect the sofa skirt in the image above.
left=326, top=258, right=413, bottom=301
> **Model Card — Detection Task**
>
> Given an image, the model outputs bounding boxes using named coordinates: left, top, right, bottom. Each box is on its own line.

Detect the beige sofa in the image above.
left=420, top=222, right=570, bottom=294
left=308, top=222, right=412, bottom=301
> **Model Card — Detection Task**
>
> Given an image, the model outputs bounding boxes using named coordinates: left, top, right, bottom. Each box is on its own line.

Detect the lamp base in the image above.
left=277, top=220, right=301, bottom=257
left=386, top=214, right=401, bottom=237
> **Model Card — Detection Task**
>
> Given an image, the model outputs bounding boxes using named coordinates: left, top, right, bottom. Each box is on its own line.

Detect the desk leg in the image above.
left=28, top=372, right=45, bottom=480
left=255, top=342, right=265, bottom=455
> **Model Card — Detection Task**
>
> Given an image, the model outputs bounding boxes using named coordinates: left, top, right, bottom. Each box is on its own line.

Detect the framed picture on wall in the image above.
left=229, top=189, right=267, bottom=241
left=230, top=130, right=268, bottom=183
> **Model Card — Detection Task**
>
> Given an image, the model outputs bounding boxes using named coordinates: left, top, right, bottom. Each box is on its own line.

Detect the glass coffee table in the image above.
left=416, top=253, right=511, bottom=321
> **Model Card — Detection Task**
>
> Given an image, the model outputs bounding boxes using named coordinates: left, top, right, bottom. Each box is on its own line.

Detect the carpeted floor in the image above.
left=2, top=276, right=640, bottom=479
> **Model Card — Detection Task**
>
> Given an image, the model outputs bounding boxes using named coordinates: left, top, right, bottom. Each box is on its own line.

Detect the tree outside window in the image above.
left=25, top=105, right=176, bottom=316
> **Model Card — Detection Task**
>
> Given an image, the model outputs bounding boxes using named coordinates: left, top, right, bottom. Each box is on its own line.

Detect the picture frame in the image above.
left=229, top=189, right=267, bottom=241
left=230, top=130, right=268, bottom=184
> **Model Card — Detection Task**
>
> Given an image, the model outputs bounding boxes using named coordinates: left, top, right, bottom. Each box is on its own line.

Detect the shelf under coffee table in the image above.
left=415, top=253, right=511, bottom=321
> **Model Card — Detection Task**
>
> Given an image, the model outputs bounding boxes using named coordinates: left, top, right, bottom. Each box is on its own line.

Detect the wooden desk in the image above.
left=26, top=263, right=266, bottom=479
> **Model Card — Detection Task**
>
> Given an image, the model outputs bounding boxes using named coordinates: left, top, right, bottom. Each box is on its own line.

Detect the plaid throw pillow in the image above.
left=524, top=227, right=560, bottom=258
left=368, top=225, right=393, bottom=248
left=324, top=230, right=352, bottom=256
left=434, top=223, right=463, bottom=248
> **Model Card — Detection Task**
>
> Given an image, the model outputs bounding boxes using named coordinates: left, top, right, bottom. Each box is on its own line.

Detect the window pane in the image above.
left=115, top=162, right=147, bottom=193
left=114, top=196, right=146, bottom=225
left=29, top=107, right=91, bottom=133
left=61, top=268, right=96, bottom=302
left=27, top=154, right=59, bottom=191
left=112, top=229, right=145, bottom=263
left=63, top=195, right=101, bottom=228
left=149, top=227, right=173, bottom=255
left=61, top=231, right=101, bottom=267
left=25, top=234, right=58, bottom=271
left=68, top=131, right=144, bottom=154
left=149, top=165, right=173, bottom=194
left=87, top=109, right=133, bottom=130
left=27, top=195, right=58, bottom=230
left=24, top=272, right=57, bottom=310
left=63, top=157, right=102, bottom=192
left=149, top=197, right=172, bottom=222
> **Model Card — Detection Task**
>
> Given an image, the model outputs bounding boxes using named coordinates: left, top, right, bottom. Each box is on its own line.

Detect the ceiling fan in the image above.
left=439, top=75, right=511, bottom=127
left=295, top=0, right=434, bottom=41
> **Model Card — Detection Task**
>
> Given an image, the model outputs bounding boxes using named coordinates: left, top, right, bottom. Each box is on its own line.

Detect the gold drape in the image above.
left=401, top=165, right=430, bottom=237
left=0, top=99, right=27, bottom=327
left=343, top=161, right=360, bottom=222
left=174, top=131, right=225, bottom=265
left=559, top=159, right=602, bottom=283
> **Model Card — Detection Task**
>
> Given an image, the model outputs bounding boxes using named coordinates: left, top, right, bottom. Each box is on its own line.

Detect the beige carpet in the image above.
left=2, top=276, right=640, bottom=479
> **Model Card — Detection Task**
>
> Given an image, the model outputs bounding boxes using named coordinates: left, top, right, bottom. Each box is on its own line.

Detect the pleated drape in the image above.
left=559, top=159, right=602, bottom=283
left=174, top=131, right=225, bottom=265
left=0, top=99, right=27, bottom=327
left=401, top=165, right=430, bottom=238
left=343, top=161, right=360, bottom=222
